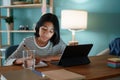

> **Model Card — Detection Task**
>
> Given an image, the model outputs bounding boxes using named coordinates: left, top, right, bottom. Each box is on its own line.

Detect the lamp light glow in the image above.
left=61, top=10, right=88, bottom=45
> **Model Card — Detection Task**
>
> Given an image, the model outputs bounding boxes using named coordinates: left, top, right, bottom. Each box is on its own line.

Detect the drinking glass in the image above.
left=22, top=50, right=36, bottom=70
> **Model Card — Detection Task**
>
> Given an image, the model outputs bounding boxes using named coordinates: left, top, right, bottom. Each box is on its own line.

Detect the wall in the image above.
left=1, top=0, right=120, bottom=56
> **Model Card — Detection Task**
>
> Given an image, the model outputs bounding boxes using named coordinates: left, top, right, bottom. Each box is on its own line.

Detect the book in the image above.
left=43, top=69, right=86, bottom=80
left=1, top=69, right=49, bottom=80
left=0, top=73, right=7, bottom=80
left=107, top=61, right=120, bottom=68
left=107, top=58, right=120, bottom=63
left=107, top=58, right=120, bottom=68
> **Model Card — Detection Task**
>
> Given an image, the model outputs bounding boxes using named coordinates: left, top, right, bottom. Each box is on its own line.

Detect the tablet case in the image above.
left=51, top=44, right=93, bottom=67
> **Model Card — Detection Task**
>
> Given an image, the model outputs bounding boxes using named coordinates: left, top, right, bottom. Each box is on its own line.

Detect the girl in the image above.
left=6, top=13, right=66, bottom=65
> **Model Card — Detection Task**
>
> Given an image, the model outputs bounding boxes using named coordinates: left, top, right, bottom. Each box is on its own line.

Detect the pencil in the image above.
left=23, top=44, right=30, bottom=51
left=23, top=44, right=33, bottom=58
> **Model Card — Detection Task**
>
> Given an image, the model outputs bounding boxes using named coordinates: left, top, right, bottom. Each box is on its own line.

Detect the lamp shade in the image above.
left=61, top=10, right=88, bottom=30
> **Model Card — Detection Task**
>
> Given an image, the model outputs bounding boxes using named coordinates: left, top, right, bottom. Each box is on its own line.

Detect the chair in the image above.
left=96, top=37, right=120, bottom=56
left=109, top=38, right=120, bottom=56
left=5, top=45, right=19, bottom=59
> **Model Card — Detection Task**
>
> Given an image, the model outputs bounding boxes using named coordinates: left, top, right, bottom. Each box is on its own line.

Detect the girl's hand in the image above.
left=41, top=55, right=60, bottom=62
left=13, top=58, right=23, bottom=65
left=35, top=56, right=41, bottom=64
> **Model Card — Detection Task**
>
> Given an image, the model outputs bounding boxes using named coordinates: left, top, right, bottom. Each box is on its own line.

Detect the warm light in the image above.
left=61, top=10, right=87, bottom=30
left=61, top=10, right=88, bottom=45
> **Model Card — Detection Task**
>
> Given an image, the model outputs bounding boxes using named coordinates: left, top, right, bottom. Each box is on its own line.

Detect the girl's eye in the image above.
left=50, top=30, right=54, bottom=33
left=42, top=27, right=47, bottom=31
left=41, top=26, right=54, bottom=33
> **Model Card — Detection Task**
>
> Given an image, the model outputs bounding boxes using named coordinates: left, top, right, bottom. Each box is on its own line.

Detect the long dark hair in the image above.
left=34, top=13, right=60, bottom=46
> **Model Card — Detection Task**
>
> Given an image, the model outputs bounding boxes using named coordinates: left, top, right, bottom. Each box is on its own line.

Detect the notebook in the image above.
left=5, top=59, right=48, bottom=68
left=51, top=44, right=93, bottom=67
left=42, top=69, right=86, bottom=80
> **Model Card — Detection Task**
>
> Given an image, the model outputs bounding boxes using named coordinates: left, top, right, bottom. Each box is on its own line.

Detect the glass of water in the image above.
left=22, top=50, right=36, bottom=70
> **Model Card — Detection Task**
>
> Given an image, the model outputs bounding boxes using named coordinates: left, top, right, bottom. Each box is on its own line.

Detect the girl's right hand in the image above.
left=35, top=56, right=41, bottom=64
left=13, top=58, right=23, bottom=65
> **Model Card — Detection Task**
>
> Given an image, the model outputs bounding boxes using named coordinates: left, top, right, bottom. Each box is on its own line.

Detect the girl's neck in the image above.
left=36, top=37, right=48, bottom=47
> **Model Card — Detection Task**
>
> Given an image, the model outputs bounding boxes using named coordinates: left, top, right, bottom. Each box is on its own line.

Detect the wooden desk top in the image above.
left=0, top=54, right=120, bottom=80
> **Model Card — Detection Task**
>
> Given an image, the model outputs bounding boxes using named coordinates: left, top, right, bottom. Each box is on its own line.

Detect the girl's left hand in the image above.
left=41, top=55, right=60, bottom=62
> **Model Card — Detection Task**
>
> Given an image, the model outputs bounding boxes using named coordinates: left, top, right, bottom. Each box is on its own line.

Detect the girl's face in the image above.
left=39, top=22, right=54, bottom=42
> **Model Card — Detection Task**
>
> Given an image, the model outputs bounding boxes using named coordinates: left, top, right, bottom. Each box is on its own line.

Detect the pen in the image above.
left=23, top=44, right=30, bottom=51
left=23, top=44, right=41, bottom=64
left=23, top=44, right=33, bottom=58
left=32, top=70, right=46, bottom=78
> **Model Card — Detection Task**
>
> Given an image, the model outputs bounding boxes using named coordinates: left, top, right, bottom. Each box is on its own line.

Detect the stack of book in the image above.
left=107, top=58, right=120, bottom=68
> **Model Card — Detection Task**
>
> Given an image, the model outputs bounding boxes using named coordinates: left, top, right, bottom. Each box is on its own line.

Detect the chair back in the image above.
left=5, top=45, right=19, bottom=59
left=109, top=38, right=120, bottom=56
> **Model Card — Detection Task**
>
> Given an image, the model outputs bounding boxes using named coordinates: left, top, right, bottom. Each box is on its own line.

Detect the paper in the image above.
left=4, top=59, right=16, bottom=66
left=108, top=58, right=120, bottom=62
left=43, top=69, right=86, bottom=80
left=35, top=61, right=48, bottom=67
left=0, top=74, right=7, bottom=80
left=4, top=59, right=48, bottom=68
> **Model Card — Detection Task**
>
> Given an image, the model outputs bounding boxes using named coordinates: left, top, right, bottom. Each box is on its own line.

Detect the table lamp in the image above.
left=61, top=10, right=88, bottom=45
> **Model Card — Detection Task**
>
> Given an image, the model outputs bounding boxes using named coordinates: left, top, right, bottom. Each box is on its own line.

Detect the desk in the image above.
left=0, top=54, right=120, bottom=80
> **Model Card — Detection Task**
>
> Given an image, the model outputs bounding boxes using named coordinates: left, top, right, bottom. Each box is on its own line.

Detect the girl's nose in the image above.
left=44, top=30, right=50, bottom=36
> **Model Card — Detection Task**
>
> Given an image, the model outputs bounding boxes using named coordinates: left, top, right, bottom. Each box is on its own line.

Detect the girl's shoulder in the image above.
left=23, top=36, right=34, bottom=41
left=54, top=38, right=66, bottom=47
